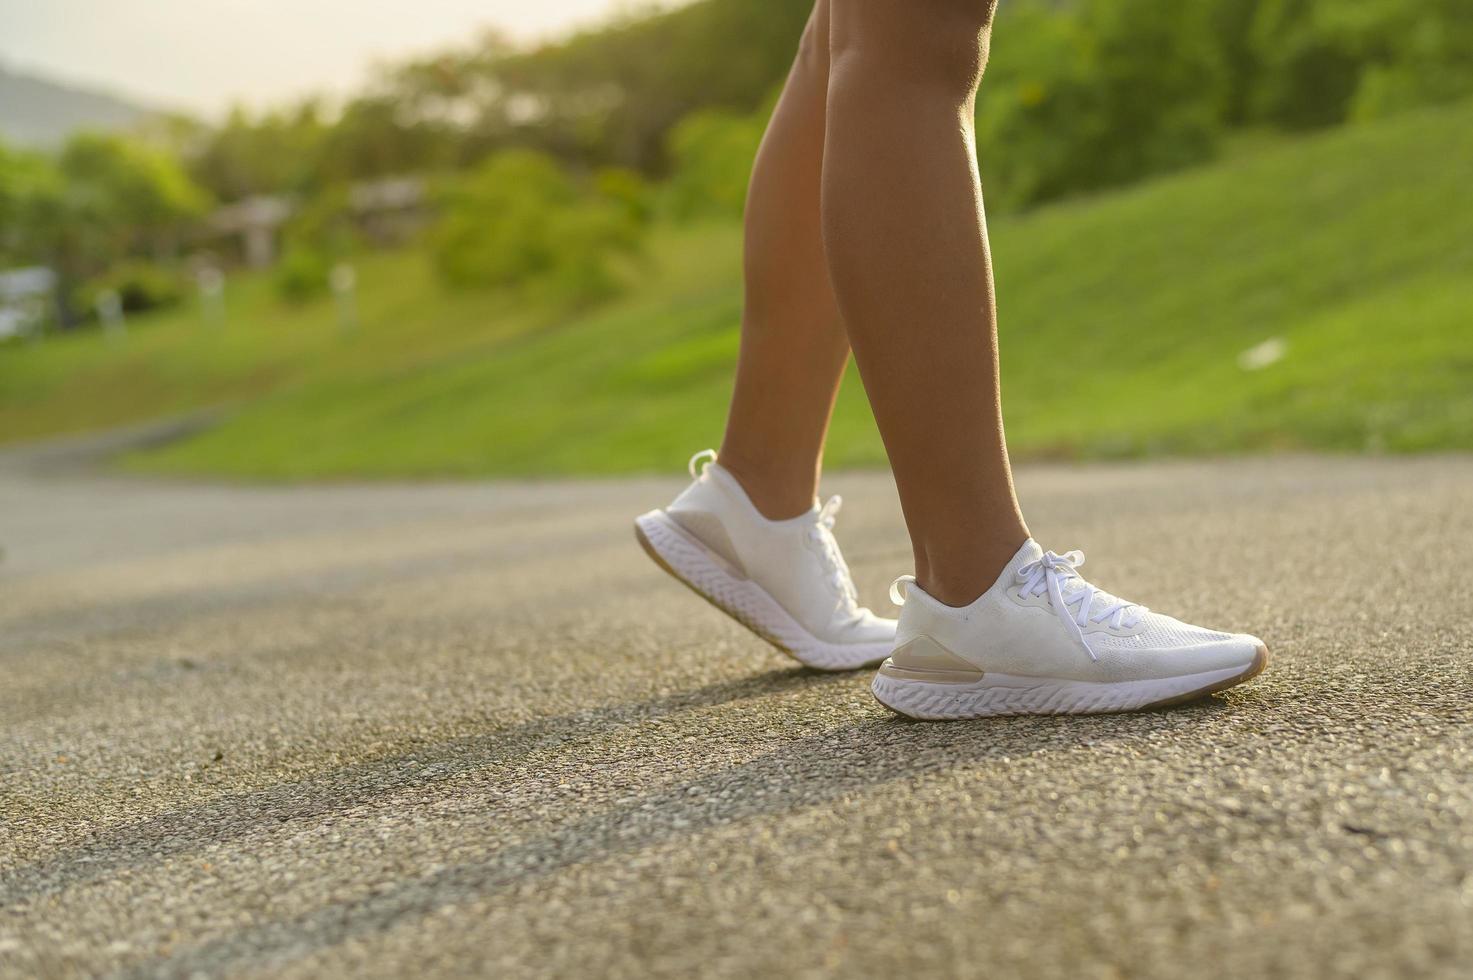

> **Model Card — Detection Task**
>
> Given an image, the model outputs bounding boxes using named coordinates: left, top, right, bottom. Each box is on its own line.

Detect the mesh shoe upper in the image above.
left=665, top=455, right=895, bottom=647
left=893, top=538, right=1261, bottom=683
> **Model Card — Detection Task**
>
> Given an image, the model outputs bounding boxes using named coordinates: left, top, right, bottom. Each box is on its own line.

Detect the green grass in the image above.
left=2, top=101, right=1470, bottom=479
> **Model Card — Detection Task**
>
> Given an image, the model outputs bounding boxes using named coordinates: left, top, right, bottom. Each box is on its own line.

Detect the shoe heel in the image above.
left=878, top=635, right=985, bottom=684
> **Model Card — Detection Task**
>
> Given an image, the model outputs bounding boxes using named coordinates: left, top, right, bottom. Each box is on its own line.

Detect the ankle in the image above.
left=916, top=531, right=1028, bottom=608
left=917, top=574, right=989, bottom=609
left=711, top=451, right=818, bottom=521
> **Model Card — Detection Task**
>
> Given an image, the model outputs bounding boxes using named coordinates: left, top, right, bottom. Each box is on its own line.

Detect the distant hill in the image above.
left=0, top=64, right=159, bottom=146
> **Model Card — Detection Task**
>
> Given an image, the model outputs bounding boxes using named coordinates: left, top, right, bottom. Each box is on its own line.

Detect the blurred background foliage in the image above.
left=429, top=149, right=647, bottom=304
left=1, top=0, right=1470, bottom=475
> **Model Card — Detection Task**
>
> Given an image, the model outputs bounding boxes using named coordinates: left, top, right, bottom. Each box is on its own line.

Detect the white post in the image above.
left=330, top=262, right=358, bottom=335
left=95, top=288, right=126, bottom=342
left=197, top=266, right=225, bottom=326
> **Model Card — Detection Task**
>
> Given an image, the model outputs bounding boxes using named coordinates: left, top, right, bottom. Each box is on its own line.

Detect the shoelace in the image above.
left=889, top=550, right=1141, bottom=662
left=1016, top=550, right=1141, bottom=662
left=809, top=495, right=859, bottom=604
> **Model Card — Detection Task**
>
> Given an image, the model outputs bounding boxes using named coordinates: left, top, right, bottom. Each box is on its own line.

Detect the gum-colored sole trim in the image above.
left=876, top=663, right=986, bottom=684
left=878, top=635, right=986, bottom=683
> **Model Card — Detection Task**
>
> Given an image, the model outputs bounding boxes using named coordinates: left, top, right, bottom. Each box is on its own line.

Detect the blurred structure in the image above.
left=209, top=196, right=294, bottom=268
left=0, top=267, right=57, bottom=339
left=205, top=178, right=427, bottom=268
left=348, top=177, right=428, bottom=246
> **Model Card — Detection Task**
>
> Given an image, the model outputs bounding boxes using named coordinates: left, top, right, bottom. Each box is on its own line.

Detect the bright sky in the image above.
left=0, top=0, right=684, bottom=118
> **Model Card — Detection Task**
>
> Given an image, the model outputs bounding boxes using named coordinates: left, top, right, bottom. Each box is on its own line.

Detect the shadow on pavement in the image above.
left=3, top=658, right=1235, bottom=975
left=1, top=665, right=851, bottom=904
left=97, top=684, right=1229, bottom=975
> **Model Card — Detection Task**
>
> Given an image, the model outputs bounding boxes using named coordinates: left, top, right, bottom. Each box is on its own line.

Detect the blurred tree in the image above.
left=58, top=133, right=210, bottom=248
left=1248, top=0, right=1368, bottom=128
left=430, top=149, right=641, bottom=304
left=315, top=94, right=457, bottom=184
left=435, top=0, right=807, bottom=172
left=2, top=133, right=208, bottom=323
left=1248, top=0, right=1473, bottom=129
left=186, top=90, right=457, bottom=205
left=977, top=0, right=1223, bottom=210
left=1203, top=0, right=1267, bottom=125
left=0, top=140, right=64, bottom=263
left=664, top=109, right=764, bottom=219
left=187, top=102, right=329, bottom=200
left=1339, top=0, right=1473, bottom=121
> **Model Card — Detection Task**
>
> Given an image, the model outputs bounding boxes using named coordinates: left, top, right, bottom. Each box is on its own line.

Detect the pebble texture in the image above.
left=1, top=454, right=1469, bottom=978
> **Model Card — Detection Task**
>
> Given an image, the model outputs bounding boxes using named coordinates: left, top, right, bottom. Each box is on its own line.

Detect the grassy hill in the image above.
left=2, top=100, right=1470, bottom=479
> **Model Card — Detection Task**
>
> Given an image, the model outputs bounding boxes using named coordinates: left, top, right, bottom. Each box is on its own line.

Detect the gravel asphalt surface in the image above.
left=2, top=446, right=1470, bottom=978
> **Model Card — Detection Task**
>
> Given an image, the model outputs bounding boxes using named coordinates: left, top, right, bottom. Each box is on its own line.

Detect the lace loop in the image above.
left=1015, top=549, right=1140, bottom=662
left=808, top=495, right=858, bottom=604
left=818, top=494, right=842, bottom=529
left=687, top=448, right=717, bottom=479
left=889, top=574, right=916, bottom=606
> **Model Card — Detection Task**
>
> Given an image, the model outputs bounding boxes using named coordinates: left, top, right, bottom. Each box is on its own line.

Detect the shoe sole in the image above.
left=634, top=509, right=891, bottom=672
left=871, top=644, right=1269, bottom=719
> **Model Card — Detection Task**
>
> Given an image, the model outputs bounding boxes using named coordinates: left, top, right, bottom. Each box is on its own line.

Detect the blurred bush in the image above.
left=1249, top=0, right=1473, bottom=128
left=977, top=0, right=1222, bottom=210
left=284, top=185, right=359, bottom=256
left=664, top=110, right=763, bottom=220
left=270, top=186, right=360, bottom=302
left=430, top=150, right=643, bottom=304
left=595, top=167, right=654, bottom=225
left=75, top=261, right=185, bottom=316
left=272, top=245, right=333, bottom=303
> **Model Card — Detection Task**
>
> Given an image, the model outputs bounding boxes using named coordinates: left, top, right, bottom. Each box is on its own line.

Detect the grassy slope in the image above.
left=1, top=101, right=1469, bottom=478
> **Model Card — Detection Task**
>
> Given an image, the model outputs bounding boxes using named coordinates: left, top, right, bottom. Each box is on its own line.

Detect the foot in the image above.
left=635, top=450, right=897, bottom=671
left=872, top=539, right=1268, bottom=718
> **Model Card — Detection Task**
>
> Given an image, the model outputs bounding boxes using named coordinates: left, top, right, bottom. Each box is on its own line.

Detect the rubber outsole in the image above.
left=872, top=644, right=1270, bottom=719
left=634, top=510, right=891, bottom=672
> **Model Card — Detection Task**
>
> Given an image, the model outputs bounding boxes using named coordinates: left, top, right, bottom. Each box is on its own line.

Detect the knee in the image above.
left=794, top=0, right=831, bottom=73
left=829, top=0, right=997, bottom=98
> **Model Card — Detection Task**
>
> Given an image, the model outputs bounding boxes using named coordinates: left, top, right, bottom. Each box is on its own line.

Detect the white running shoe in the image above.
left=635, top=450, right=897, bottom=671
left=872, top=539, right=1268, bottom=718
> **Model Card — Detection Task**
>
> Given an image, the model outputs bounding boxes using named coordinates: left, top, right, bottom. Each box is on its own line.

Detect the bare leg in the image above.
left=717, top=0, right=850, bottom=520
left=823, top=0, right=1028, bottom=606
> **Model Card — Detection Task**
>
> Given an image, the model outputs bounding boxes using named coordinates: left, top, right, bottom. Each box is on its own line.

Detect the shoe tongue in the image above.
left=991, top=538, right=1044, bottom=592
left=1007, top=538, right=1044, bottom=572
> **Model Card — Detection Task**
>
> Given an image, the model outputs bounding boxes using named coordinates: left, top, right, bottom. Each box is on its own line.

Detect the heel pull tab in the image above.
left=889, top=574, right=916, bottom=606
left=687, top=448, right=717, bottom=479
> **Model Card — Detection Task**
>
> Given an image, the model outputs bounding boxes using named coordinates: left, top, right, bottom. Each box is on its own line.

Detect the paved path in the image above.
left=2, top=454, right=1470, bottom=978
